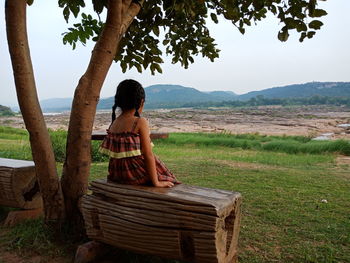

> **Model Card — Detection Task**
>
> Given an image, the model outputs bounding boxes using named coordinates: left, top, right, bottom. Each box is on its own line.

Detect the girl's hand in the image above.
left=155, top=181, right=174, bottom=188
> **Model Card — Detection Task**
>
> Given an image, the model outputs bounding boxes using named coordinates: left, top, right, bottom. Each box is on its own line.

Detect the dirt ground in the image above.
left=2, top=105, right=350, bottom=140
left=0, top=105, right=349, bottom=262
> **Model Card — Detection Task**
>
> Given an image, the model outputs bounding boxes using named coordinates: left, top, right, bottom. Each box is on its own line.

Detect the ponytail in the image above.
left=111, top=104, right=117, bottom=123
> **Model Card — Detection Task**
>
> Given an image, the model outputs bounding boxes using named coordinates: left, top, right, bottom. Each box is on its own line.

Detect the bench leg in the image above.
left=4, top=208, right=43, bottom=227
left=74, top=241, right=112, bottom=263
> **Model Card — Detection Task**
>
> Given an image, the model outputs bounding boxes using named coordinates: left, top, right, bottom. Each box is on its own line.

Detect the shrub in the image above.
left=49, top=130, right=67, bottom=162
left=49, top=129, right=108, bottom=162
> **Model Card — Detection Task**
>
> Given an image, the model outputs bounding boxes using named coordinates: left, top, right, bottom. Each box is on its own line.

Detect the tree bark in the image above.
left=61, top=0, right=143, bottom=223
left=5, top=0, right=65, bottom=222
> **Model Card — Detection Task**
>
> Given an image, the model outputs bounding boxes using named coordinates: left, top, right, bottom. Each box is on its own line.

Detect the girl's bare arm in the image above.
left=138, top=118, right=174, bottom=188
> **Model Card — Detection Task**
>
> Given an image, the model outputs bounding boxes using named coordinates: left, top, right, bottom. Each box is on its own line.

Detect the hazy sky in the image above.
left=1, top=0, right=349, bottom=107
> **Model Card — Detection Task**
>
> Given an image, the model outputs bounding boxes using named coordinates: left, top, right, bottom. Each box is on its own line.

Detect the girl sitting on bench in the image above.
left=99, top=79, right=179, bottom=188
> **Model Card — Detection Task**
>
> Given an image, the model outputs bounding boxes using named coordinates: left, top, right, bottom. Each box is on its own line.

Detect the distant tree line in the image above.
left=0, top=105, right=15, bottom=116
left=179, top=95, right=350, bottom=108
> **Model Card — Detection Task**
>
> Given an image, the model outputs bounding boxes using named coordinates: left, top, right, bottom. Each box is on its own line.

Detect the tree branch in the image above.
left=122, top=0, right=132, bottom=15
left=120, top=0, right=144, bottom=36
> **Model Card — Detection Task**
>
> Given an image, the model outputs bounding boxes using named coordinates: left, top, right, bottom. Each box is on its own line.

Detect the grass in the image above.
left=152, top=144, right=350, bottom=263
left=0, top=219, right=77, bottom=263
left=0, top=127, right=107, bottom=162
left=160, top=133, right=350, bottom=156
left=0, top=126, right=349, bottom=262
left=4, top=219, right=57, bottom=253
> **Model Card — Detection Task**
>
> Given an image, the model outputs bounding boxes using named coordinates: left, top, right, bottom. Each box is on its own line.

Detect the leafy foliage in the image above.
left=49, top=129, right=107, bottom=162
left=62, top=13, right=103, bottom=49
left=58, top=0, right=328, bottom=74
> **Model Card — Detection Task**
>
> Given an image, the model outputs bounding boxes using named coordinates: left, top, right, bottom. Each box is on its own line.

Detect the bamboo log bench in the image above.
left=0, top=158, right=43, bottom=226
left=81, top=179, right=242, bottom=263
left=91, top=131, right=169, bottom=141
left=0, top=158, right=42, bottom=209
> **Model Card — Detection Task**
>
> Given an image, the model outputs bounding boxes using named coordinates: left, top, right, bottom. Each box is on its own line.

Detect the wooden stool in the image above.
left=0, top=158, right=43, bottom=226
left=81, top=179, right=241, bottom=263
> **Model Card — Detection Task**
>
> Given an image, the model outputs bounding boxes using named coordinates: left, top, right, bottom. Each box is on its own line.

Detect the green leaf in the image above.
left=253, top=0, right=264, bottom=11
left=238, top=27, right=245, bottom=34
left=284, top=17, right=297, bottom=29
left=154, top=64, right=162, bottom=73
left=307, top=31, right=316, bottom=39
left=308, top=0, right=316, bottom=15
left=224, top=7, right=240, bottom=21
left=143, top=56, right=150, bottom=69
left=311, top=9, right=328, bottom=17
left=150, top=64, right=156, bottom=75
left=135, top=63, right=142, bottom=73
left=210, top=13, right=218, bottom=24
left=58, top=0, right=65, bottom=8
left=70, top=5, right=80, bottom=18
left=296, top=21, right=307, bottom=32
left=86, top=28, right=94, bottom=36
left=26, top=0, right=34, bottom=6
left=92, top=0, right=105, bottom=14
left=270, top=5, right=277, bottom=15
left=78, top=0, right=85, bottom=8
left=120, top=61, right=127, bottom=73
left=278, top=29, right=289, bottom=42
left=309, top=20, right=323, bottom=30
left=299, top=32, right=307, bottom=42
left=152, top=26, right=160, bottom=37
left=63, top=6, right=70, bottom=22
left=243, top=18, right=251, bottom=26
left=153, top=56, right=163, bottom=63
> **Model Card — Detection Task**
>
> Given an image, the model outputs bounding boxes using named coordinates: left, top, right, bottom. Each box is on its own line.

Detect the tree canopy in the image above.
left=59, top=0, right=328, bottom=74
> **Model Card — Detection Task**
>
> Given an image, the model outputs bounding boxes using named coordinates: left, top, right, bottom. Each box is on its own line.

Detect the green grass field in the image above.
left=0, top=126, right=349, bottom=262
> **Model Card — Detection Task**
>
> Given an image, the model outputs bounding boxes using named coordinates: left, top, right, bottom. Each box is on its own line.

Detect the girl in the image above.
left=99, top=79, right=179, bottom=188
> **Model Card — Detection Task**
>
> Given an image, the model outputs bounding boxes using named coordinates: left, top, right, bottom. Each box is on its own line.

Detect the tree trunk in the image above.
left=5, top=0, right=65, bottom=222
left=61, top=0, right=143, bottom=224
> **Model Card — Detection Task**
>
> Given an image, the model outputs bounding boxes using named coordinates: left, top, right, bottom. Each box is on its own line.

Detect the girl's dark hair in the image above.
left=112, top=79, right=145, bottom=122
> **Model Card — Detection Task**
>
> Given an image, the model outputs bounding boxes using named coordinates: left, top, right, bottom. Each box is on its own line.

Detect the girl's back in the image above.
left=99, top=79, right=179, bottom=188
left=109, top=115, right=140, bottom=134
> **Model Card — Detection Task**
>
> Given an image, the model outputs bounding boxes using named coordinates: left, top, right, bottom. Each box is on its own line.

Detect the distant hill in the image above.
left=97, top=84, right=238, bottom=109
left=238, top=82, right=350, bottom=100
left=37, top=82, right=350, bottom=111
left=206, top=91, right=237, bottom=100
left=0, top=105, right=15, bottom=116
left=39, top=98, right=72, bottom=112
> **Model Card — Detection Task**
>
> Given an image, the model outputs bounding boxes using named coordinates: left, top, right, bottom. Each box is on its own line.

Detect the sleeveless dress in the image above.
left=99, top=119, right=179, bottom=185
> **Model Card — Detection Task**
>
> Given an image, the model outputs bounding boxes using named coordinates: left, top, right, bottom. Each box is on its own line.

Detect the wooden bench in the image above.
left=80, top=179, right=242, bottom=263
left=91, top=131, right=169, bottom=141
left=0, top=158, right=43, bottom=226
left=0, top=158, right=42, bottom=209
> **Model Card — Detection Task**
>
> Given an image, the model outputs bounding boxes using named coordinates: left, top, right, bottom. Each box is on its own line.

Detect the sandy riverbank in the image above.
left=1, top=105, right=349, bottom=140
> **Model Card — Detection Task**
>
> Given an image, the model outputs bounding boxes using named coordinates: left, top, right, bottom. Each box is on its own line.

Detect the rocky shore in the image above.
left=1, top=105, right=349, bottom=140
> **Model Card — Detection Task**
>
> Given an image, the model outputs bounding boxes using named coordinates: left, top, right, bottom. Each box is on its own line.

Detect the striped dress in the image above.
left=99, top=129, right=179, bottom=185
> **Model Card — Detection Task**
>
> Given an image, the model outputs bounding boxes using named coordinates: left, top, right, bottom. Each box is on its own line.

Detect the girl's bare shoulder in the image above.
left=136, top=117, right=150, bottom=133
left=137, top=117, right=149, bottom=126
